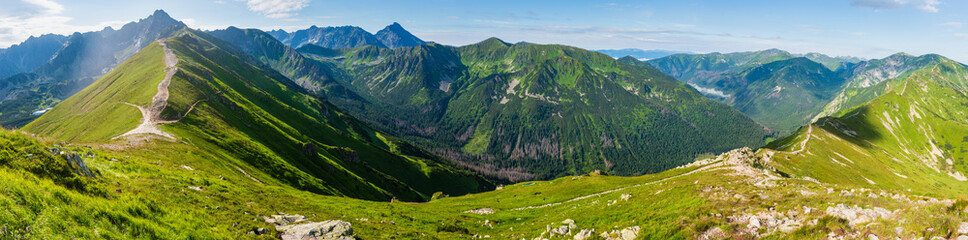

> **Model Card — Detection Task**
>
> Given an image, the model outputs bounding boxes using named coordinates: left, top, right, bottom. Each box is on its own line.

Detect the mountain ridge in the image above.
left=23, top=27, right=492, bottom=201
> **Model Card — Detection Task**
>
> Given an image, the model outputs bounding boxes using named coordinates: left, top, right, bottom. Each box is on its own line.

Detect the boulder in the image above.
left=64, top=152, right=96, bottom=178
left=960, top=222, right=968, bottom=234
left=562, top=219, right=577, bottom=229
left=747, top=216, right=761, bottom=229
left=573, top=229, right=595, bottom=240
left=463, top=208, right=495, bottom=215
left=698, top=227, right=726, bottom=240
left=620, top=193, right=631, bottom=201
left=301, top=142, right=318, bottom=157
left=600, top=226, right=639, bottom=240
left=277, top=220, right=355, bottom=240
left=265, top=214, right=308, bottom=225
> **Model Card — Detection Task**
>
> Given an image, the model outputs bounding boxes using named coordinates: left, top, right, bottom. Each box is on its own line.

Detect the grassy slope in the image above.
left=4, top=128, right=967, bottom=239
left=763, top=57, right=968, bottom=195
left=812, top=54, right=942, bottom=121
left=20, top=43, right=166, bottom=141
left=23, top=30, right=491, bottom=202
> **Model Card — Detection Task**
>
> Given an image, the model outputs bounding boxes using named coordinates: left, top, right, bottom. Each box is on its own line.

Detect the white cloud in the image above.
left=917, top=0, right=939, bottom=12
left=941, top=22, right=963, bottom=28
left=22, top=0, right=64, bottom=14
left=240, top=0, right=309, bottom=19
left=847, top=0, right=941, bottom=13
left=848, top=0, right=905, bottom=10
left=0, top=0, right=126, bottom=47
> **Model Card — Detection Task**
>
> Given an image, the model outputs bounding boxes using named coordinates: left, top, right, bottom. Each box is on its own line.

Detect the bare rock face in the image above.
left=698, top=227, right=726, bottom=240
left=301, top=143, right=318, bottom=157
left=600, top=226, right=639, bottom=240
left=719, top=147, right=772, bottom=170
left=64, top=152, right=96, bottom=178
left=277, top=220, right=355, bottom=240
left=825, top=204, right=895, bottom=226
left=264, top=213, right=356, bottom=240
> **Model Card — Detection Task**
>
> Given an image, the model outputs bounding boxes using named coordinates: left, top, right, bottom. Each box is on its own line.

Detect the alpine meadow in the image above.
left=3, top=1, right=968, bottom=239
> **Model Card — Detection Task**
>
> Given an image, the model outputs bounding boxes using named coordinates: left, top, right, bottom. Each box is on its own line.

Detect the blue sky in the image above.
left=2, top=0, right=967, bottom=62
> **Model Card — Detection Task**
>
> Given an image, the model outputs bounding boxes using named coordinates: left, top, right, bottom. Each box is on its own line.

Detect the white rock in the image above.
left=620, top=193, right=631, bottom=201
left=960, top=222, right=968, bottom=234
left=573, top=229, right=595, bottom=240
left=276, top=220, right=355, bottom=240
left=747, top=216, right=761, bottom=229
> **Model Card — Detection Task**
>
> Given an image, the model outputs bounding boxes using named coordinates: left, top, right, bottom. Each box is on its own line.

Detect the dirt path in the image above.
left=115, top=40, right=178, bottom=140
left=790, top=125, right=813, bottom=155
left=235, top=166, right=263, bottom=184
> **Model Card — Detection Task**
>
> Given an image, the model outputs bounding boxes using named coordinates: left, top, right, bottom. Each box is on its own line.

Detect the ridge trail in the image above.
left=115, top=40, right=178, bottom=140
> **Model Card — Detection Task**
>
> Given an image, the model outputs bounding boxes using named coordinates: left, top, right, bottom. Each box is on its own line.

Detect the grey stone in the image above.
left=277, top=220, right=355, bottom=240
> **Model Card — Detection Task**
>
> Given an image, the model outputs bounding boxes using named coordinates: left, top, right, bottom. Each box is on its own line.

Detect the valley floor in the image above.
left=3, top=131, right=968, bottom=239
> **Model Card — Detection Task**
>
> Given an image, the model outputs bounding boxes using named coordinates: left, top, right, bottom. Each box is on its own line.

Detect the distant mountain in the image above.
left=207, top=26, right=361, bottom=99
left=267, top=25, right=386, bottom=49
left=0, top=34, right=68, bottom=79
left=374, top=22, right=427, bottom=48
left=727, top=58, right=846, bottom=134
left=646, top=49, right=862, bottom=135
left=23, top=28, right=492, bottom=201
left=813, top=53, right=943, bottom=120
left=647, top=49, right=795, bottom=87
left=0, top=9, right=186, bottom=127
left=595, top=48, right=690, bottom=60
left=798, top=52, right=863, bottom=71
left=288, top=37, right=769, bottom=180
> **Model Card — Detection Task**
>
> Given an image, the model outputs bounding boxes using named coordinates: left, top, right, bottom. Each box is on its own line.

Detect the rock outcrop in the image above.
left=64, top=152, right=96, bottom=178
left=264, top=213, right=356, bottom=240
left=824, top=204, right=895, bottom=226
left=277, top=220, right=355, bottom=240
left=600, top=226, right=640, bottom=240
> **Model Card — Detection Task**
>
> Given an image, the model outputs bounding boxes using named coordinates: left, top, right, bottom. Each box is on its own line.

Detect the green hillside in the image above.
left=297, top=38, right=769, bottom=181
left=4, top=126, right=968, bottom=239
left=813, top=53, right=948, bottom=121
left=22, top=29, right=492, bottom=202
left=763, top=55, right=968, bottom=194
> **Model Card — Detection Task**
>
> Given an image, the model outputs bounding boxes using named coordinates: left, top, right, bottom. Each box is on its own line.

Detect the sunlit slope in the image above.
left=764, top=56, right=968, bottom=194
left=24, top=29, right=492, bottom=201
left=5, top=128, right=966, bottom=239
left=22, top=43, right=167, bottom=140
left=813, top=53, right=950, bottom=121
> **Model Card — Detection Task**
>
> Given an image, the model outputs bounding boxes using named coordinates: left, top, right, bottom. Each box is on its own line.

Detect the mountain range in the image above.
left=594, top=48, right=691, bottom=60
left=267, top=22, right=426, bottom=49
left=5, top=9, right=968, bottom=240
left=205, top=25, right=772, bottom=181
left=0, top=34, right=68, bottom=80
left=647, top=49, right=865, bottom=135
